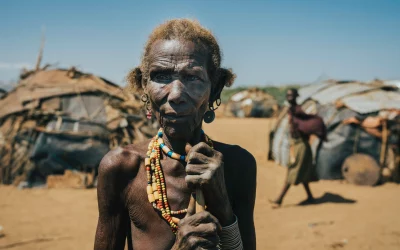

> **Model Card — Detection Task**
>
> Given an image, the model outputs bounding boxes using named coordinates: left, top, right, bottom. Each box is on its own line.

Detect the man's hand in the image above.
left=185, top=142, right=235, bottom=226
left=172, top=195, right=221, bottom=250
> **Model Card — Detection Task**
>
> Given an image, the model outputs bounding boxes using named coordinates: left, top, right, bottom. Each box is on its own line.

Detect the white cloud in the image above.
left=0, top=62, right=33, bottom=70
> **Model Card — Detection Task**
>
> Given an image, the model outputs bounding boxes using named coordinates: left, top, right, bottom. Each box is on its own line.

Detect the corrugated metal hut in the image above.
left=271, top=80, right=400, bottom=185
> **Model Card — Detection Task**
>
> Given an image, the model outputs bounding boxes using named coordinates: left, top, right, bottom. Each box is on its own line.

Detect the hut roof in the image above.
left=341, top=89, right=400, bottom=114
left=0, top=68, right=126, bottom=119
left=297, top=79, right=400, bottom=114
left=382, top=80, right=400, bottom=88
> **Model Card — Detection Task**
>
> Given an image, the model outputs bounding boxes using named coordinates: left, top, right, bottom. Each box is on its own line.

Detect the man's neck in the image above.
left=163, top=126, right=203, bottom=155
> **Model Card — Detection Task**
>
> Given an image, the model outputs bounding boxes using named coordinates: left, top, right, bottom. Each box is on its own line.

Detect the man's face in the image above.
left=286, top=90, right=297, bottom=105
left=145, top=39, right=212, bottom=140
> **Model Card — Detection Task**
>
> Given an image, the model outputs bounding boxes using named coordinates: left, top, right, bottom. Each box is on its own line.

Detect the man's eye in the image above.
left=154, top=73, right=172, bottom=82
left=186, top=75, right=201, bottom=81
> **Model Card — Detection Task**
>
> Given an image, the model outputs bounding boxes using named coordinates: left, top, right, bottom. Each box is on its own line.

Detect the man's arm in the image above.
left=233, top=147, right=257, bottom=250
left=94, top=151, right=129, bottom=250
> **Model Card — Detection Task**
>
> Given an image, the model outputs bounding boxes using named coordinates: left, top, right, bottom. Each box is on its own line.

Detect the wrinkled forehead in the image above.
left=147, top=39, right=210, bottom=68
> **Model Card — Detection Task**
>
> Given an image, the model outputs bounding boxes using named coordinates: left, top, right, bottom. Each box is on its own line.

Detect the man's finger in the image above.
left=185, top=172, right=213, bottom=188
left=185, top=143, right=193, bottom=155
left=191, top=212, right=222, bottom=231
left=194, top=223, right=220, bottom=237
left=186, top=163, right=208, bottom=175
left=187, top=152, right=210, bottom=165
left=187, top=236, right=219, bottom=249
left=188, top=142, right=214, bottom=157
left=194, top=235, right=220, bottom=248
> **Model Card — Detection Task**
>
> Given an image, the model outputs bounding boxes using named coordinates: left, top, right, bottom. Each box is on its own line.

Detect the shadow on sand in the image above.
left=297, top=192, right=357, bottom=206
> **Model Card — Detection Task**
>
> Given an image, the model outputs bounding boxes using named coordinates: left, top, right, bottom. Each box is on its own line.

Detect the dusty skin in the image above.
left=0, top=118, right=399, bottom=250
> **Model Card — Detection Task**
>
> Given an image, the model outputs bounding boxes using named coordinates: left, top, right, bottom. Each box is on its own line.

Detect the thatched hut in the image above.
left=270, top=80, right=400, bottom=185
left=0, top=67, right=155, bottom=187
left=224, top=87, right=279, bottom=118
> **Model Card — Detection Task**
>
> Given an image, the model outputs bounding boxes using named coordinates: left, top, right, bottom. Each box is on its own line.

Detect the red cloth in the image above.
left=289, top=105, right=327, bottom=140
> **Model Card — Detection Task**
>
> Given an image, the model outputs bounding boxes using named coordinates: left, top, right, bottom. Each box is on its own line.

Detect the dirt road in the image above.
left=0, top=118, right=399, bottom=250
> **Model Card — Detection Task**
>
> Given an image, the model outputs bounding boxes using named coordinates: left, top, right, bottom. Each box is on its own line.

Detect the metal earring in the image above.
left=141, top=94, right=152, bottom=119
left=203, top=98, right=221, bottom=124
left=203, top=110, right=215, bottom=124
left=141, top=93, right=149, bottom=103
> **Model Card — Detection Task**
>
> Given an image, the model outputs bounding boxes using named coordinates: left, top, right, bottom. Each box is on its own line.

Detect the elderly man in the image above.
left=94, top=19, right=256, bottom=250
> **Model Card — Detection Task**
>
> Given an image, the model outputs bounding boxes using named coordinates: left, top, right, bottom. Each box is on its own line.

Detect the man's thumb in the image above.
left=185, top=143, right=193, bottom=156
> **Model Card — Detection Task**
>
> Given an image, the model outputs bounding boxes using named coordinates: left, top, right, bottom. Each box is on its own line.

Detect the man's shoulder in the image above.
left=213, top=141, right=256, bottom=172
left=213, top=141, right=255, bottom=158
left=98, top=139, right=150, bottom=180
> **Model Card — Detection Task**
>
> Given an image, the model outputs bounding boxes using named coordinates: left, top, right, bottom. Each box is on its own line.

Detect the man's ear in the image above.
left=209, top=68, right=236, bottom=104
left=126, top=67, right=144, bottom=90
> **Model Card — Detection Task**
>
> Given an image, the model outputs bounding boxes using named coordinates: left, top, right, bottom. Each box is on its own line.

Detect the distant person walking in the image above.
left=270, top=88, right=326, bottom=208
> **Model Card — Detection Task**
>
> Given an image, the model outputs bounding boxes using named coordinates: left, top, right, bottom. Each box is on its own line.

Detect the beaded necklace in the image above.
left=145, top=128, right=213, bottom=233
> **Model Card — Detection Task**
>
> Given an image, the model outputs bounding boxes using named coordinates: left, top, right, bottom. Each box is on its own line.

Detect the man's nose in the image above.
left=167, top=80, right=186, bottom=105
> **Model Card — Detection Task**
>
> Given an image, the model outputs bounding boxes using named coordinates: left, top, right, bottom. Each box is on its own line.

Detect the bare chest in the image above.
left=125, top=160, right=191, bottom=249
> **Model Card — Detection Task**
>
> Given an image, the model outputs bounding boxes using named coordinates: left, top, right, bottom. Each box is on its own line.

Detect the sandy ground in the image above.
left=0, top=118, right=399, bottom=250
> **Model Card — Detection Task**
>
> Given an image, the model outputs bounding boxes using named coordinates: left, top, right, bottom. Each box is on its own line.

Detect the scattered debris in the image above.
left=308, top=220, right=335, bottom=228
left=328, top=239, right=348, bottom=249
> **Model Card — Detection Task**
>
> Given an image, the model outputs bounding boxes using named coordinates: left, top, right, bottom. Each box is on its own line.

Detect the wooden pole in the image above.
left=35, top=27, right=46, bottom=71
left=380, top=120, right=388, bottom=167
left=195, top=188, right=205, bottom=213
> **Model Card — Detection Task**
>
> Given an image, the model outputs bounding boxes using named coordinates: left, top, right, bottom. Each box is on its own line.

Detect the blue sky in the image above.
left=1, top=0, right=399, bottom=87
